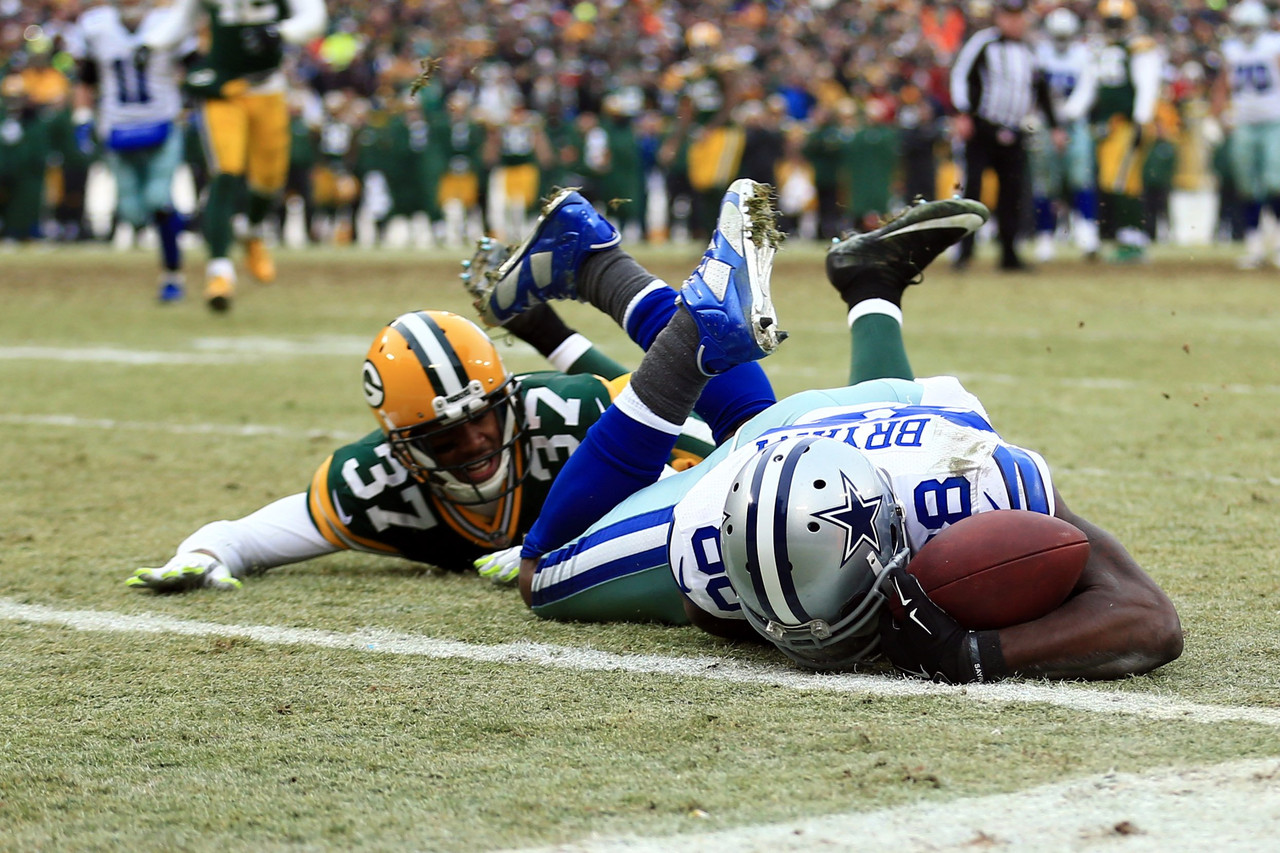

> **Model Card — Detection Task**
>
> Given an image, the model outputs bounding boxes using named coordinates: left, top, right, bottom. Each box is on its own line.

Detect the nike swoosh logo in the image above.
left=894, top=578, right=913, bottom=607
left=908, top=606, right=933, bottom=636
left=331, top=490, right=353, bottom=525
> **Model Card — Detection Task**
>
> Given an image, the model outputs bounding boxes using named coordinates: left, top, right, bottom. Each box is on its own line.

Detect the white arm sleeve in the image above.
left=177, top=493, right=338, bottom=575
left=1131, top=48, right=1164, bottom=126
left=1061, top=59, right=1097, bottom=122
left=279, top=0, right=328, bottom=44
left=143, top=0, right=199, bottom=51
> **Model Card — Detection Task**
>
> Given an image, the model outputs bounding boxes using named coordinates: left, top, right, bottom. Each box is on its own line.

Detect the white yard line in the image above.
left=2, top=342, right=1279, bottom=396
left=3, top=598, right=1279, bottom=729
left=0, top=412, right=362, bottom=441
left=499, top=758, right=1280, bottom=853
left=20, top=388, right=1268, bottom=492
left=6, top=412, right=1278, bottom=487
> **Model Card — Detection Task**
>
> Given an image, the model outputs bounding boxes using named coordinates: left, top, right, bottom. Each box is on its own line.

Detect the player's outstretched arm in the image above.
left=127, top=494, right=339, bottom=593
left=997, top=491, right=1183, bottom=680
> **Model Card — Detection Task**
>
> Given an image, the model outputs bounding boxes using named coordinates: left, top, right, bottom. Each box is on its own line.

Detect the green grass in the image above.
left=1, top=241, right=1278, bottom=850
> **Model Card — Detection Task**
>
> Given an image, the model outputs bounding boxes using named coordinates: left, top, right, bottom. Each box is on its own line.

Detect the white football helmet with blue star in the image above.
left=720, top=436, right=908, bottom=670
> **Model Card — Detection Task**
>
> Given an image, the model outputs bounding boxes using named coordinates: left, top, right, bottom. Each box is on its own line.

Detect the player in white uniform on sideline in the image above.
left=1032, top=8, right=1099, bottom=261
left=71, top=0, right=193, bottom=302
left=1212, top=0, right=1280, bottom=269
left=469, top=181, right=1182, bottom=684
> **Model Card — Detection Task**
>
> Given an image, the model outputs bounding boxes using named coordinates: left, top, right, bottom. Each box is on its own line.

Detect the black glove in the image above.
left=239, top=23, right=281, bottom=58
left=877, top=563, right=1008, bottom=684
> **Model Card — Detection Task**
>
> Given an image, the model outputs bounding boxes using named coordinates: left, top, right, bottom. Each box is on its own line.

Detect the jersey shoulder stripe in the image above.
left=992, top=444, right=1050, bottom=514
left=306, top=451, right=403, bottom=555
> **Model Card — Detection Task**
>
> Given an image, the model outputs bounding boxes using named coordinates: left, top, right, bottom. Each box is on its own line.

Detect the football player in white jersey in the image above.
left=72, top=0, right=194, bottom=302
left=471, top=182, right=1182, bottom=684
left=1032, top=7, right=1100, bottom=261
left=1212, top=0, right=1280, bottom=269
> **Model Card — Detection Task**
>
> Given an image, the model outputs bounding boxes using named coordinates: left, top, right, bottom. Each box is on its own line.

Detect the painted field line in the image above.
left=3, top=598, right=1278, bottom=729
left=502, top=757, right=1280, bottom=853
left=0, top=412, right=362, bottom=442
left=7, top=412, right=1279, bottom=488
left=4, top=341, right=1280, bottom=397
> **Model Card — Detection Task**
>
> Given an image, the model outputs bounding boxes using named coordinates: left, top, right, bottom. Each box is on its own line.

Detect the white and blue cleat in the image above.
left=679, top=179, right=786, bottom=375
left=473, top=189, right=621, bottom=326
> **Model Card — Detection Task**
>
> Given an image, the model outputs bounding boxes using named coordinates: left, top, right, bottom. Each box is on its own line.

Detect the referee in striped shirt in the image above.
left=950, top=0, right=1063, bottom=271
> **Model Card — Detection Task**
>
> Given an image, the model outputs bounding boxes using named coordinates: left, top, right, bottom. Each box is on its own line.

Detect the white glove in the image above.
left=474, top=546, right=522, bottom=584
left=126, top=552, right=243, bottom=592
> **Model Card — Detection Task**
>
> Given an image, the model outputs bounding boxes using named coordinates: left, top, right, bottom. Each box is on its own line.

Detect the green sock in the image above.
left=203, top=174, right=239, bottom=258
left=566, top=347, right=629, bottom=380
left=247, top=190, right=276, bottom=229
left=850, top=310, right=913, bottom=384
left=1116, top=194, right=1145, bottom=236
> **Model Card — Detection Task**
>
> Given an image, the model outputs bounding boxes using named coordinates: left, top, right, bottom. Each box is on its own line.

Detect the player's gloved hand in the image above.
left=126, top=552, right=243, bottom=592
left=474, top=546, right=522, bottom=584
left=877, top=563, right=1007, bottom=684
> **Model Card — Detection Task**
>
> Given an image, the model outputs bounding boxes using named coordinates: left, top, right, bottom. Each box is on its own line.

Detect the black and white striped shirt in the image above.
left=950, top=27, right=1052, bottom=130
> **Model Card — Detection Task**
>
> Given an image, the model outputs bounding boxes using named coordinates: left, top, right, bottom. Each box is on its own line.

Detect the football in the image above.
left=905, top=510, right=1090, bottom=630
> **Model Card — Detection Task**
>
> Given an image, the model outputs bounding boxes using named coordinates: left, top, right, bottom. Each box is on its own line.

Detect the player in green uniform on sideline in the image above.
left=144, top=0, right=327, bottom=311
left=127, top=292, right=714, bottom=592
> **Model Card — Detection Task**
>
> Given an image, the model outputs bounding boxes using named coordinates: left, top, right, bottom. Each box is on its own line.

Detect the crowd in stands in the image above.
left=0, top=0, right=1251, bottom=250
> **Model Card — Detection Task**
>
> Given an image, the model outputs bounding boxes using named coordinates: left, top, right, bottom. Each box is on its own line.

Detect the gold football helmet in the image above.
left=362, top=310, right=523, bottom=504
left=1098, top=0, right=1137, bottom=22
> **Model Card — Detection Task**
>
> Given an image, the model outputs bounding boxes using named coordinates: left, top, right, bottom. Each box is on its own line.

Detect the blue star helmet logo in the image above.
left=811, top=471, right=884, bottom=562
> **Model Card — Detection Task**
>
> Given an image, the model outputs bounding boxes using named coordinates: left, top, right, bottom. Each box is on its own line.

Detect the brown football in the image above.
left=905, top=510, right=1090, bottom=630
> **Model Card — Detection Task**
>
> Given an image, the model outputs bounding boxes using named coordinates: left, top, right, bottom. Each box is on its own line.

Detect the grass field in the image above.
left=2, top=238, right=1278, bottom=851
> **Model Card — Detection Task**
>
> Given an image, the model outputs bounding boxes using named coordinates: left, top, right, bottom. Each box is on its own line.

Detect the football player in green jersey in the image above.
left=144, top=0, right=327, bottom=311
left=1090, top=0, right=1164, bottom=263
left=127, top=295, right=715, bottom=592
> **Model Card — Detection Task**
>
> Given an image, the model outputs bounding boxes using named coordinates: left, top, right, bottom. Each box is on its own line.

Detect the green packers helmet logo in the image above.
left=361, top=360, right=384, bottom=407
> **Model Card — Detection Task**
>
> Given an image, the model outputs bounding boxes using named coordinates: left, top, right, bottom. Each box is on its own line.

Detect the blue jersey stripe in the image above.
left=531, top=543, right=671, bottom=606
left=1012, top=448, right=1050, bottom=514
left=532, top=507, right=673, bottom=606
left=993, top=445, right=1050, bottom=515
left=993, top=445, right=1022, bottom=510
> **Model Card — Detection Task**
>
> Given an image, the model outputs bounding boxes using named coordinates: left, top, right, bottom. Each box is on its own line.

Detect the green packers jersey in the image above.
left=497, top=117, right=541, bottom=166
left=201, top=0, right=290, bottom=80
left=304, top=372, right=618, bottom=571
left=427, top=114, right=484, bottom=175
left=1091, top=39, right=1139, bottom=123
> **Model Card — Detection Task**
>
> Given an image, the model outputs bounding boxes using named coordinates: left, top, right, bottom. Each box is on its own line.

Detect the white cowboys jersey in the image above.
left=74, top=5, right=187, bottom=135
left=1222, top=32, right=1280, bottom=124
left=1035, top=40, right=1094, bottom=121
left=669, top=378, right=1056, bottom=620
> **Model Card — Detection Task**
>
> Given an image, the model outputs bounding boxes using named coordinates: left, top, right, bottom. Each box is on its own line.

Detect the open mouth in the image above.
left=460, top=455, right=501, bottom=483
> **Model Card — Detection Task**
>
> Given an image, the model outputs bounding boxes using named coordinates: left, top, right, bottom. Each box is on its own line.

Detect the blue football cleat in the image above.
left=157, top=276, right=184, bottom=303
left=477, top=189, right=621, bottom=325
left=679, top=178, right=786, bottom=375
